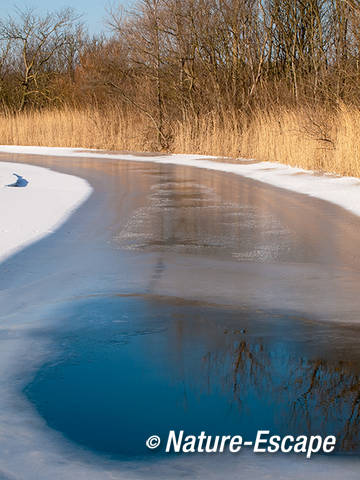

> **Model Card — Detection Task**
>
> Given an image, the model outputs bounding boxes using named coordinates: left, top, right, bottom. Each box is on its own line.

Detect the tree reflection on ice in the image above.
left=25, top=296, right=360, bottom=456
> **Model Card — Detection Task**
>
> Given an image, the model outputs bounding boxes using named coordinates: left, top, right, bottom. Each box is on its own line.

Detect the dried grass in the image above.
left=0, top=104, right=359, bottom=177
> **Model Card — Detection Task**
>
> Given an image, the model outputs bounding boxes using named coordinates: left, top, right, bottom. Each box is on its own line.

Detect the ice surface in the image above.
left=1, top=145, right=360, bottom=219
left=0, top=146, right=359, bottom=478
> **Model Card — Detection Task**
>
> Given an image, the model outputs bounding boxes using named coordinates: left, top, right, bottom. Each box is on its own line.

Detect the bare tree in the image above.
left=0, top=7, right=79, bottom=111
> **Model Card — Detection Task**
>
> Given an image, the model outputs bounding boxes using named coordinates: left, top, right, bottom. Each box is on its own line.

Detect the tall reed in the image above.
left=0, top=105, right=359, bottom=177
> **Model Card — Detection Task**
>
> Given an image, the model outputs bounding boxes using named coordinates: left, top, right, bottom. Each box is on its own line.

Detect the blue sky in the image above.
left=1, top=1, right=134, bottom=34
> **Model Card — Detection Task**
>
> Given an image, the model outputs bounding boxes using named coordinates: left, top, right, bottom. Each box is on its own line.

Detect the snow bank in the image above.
left=1, top=145, right=360, bottom=218
left=0, top=160, right=92, bottom=263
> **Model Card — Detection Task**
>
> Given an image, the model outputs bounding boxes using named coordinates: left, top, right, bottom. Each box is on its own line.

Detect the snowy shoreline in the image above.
left=1, top=145, right=360, bottom=220
left=0, top=160, right=92, bottom=263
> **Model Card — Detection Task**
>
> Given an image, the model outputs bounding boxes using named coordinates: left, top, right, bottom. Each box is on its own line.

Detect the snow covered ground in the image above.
left=0, top=160, right=92, bottom=262
left=1, top=145, right=360, bottom=219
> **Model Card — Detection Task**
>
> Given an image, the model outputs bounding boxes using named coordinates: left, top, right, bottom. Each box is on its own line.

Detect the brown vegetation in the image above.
left=2, top=105, right=360, bottom=177
left=1, top=1, right=360, bottom=176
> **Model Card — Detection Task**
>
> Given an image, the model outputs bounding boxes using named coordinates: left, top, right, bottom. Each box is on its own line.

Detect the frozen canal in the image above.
left=1, top=152, right=360, bottom=479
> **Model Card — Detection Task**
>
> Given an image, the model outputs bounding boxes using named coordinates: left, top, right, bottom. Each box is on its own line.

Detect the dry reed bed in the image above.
left=0, top=106, right=359, bottom=178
